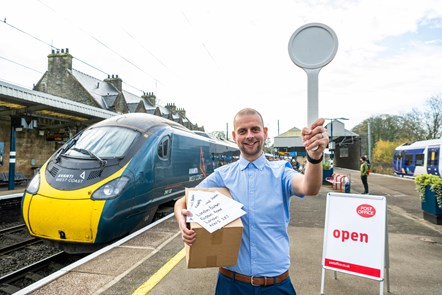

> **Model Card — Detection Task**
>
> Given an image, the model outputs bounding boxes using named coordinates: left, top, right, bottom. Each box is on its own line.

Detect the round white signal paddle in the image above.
left=288, top=23, right=338, bottom=150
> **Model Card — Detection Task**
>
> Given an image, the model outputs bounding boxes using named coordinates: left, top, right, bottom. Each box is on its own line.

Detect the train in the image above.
left=22, top=113, right=240, bottom=253
left=392, top=138, right=442, bottom=177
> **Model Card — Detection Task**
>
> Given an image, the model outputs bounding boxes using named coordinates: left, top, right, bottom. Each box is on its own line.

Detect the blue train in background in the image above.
left=392, top=138, right=442, bottom=177
left=22, top=113, right=239, bottom=253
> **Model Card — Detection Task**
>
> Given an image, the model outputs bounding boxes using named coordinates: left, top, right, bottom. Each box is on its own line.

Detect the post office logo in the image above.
left=356, top=204, right=376, bottom=218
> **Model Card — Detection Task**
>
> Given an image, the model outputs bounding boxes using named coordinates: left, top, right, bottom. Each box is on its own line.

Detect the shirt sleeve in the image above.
left=283, top=161, right=301, bottom=198
left=196, top=169, right=225, bottom=188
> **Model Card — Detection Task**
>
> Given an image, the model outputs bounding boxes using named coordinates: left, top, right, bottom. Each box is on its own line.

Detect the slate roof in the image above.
left=71, top=69, right=118, bottom=108
left=69, top=63, right=200, bottom=130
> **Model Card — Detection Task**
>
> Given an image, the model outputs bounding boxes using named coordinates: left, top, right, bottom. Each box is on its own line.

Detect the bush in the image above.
left=415, top=174, right=442, bottom=209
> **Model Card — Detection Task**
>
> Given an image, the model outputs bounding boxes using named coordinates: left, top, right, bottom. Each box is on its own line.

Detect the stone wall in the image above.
left=0, top=120, right=58, bottom=179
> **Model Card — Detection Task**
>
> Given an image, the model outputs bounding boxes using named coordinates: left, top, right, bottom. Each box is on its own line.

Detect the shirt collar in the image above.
left=239, top=153, right=266, bottom=171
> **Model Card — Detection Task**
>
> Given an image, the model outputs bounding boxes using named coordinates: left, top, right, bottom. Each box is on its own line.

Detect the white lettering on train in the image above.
left=189, top=174, right=204, bottom=181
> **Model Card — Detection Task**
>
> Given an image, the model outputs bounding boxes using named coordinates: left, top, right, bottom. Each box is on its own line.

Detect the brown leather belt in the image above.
left=219, top=267, right=289, bottom=286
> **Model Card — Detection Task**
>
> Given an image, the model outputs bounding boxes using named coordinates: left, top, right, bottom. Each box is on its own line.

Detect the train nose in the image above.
left=22, top=192, right=106, bottom=243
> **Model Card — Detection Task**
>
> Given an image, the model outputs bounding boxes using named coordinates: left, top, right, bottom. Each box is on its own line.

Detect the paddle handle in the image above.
left=306, top=68, right=320, bottom=126
left=306, top=68, right=320, bottom=151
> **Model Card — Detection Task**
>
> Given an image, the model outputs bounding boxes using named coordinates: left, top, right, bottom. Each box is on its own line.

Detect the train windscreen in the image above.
left=65, top=127, right=139, bottom=158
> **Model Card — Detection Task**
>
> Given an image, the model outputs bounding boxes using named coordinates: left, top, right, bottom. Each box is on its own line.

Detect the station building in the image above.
left=0, top=49, right=204, bottom=188
left=274, top=120, right=361, bottom=170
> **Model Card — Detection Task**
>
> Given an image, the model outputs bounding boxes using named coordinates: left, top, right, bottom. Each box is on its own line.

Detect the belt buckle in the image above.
left=250, top=276, right=265, bottom=286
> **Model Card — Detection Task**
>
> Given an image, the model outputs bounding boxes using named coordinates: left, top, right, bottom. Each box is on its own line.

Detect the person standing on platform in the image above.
left=174, top=107, right=329, bottom=295
left=360, top=155, right=369, bottom=194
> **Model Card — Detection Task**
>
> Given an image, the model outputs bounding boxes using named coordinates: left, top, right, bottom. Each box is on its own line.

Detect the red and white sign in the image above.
left=322, top=192, right=387, bottom=280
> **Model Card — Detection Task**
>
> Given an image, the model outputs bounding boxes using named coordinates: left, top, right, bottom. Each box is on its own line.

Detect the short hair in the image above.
left=233, top=108, right=264, bottom=128
left=361, top=156, right=367, bottom=161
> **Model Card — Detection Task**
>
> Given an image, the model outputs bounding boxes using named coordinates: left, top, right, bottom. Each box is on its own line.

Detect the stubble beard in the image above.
left=240, top=140, right=263, bottom=159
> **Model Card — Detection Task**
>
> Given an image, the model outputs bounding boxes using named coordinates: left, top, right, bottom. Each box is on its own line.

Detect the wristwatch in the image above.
left=306, top=153, right=323, bottom=164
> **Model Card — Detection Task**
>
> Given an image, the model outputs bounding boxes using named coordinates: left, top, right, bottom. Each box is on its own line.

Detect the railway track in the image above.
left=0, top=224, right=43, bottom=255
left=0, top=252, right=74, bottom=295
left=0, top=224, right=26, bottom=234
left=0, top=225, right=86, bottom=294
left=0, top=224, right=42, bottom=256
left=0, top=197, right=87, bottom=294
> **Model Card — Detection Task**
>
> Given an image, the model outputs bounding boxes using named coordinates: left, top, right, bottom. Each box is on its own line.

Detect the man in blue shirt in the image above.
left=175, top=108, right=329, bottom=294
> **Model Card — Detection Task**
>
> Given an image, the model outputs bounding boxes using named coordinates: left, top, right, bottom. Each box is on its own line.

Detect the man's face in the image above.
left=232, top=113, right=268, bottom=161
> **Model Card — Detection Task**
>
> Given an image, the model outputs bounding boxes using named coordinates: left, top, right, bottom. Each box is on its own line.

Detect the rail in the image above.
left=324, top=173, right=350, bottom=192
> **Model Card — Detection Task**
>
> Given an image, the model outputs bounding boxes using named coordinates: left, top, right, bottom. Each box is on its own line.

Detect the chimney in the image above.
left=177, top=107, right=186, bottom=117
left=166, top=103, right=177, bottom=112
left=104, top=74, right=123, bottom=91
left=142, top=91, right=156, bottom=106
left=48, top=48, right=73, bottom=74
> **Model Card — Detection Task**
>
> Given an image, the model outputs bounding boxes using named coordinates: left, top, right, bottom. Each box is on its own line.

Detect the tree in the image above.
left=352, top=94, right=442, bottom=159
left=350, top=95, right=442, bottom=175
left=400, top=109, right=426, bottom=141
left=372, top=139, right=406, bottom=174
left=352, top=114, right=405, bottom=156
left=422, top=94, right=442, bottom=139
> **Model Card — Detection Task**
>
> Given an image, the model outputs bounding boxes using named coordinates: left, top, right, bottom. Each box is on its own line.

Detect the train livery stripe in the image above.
left=132, top=248, right=186, bottom=295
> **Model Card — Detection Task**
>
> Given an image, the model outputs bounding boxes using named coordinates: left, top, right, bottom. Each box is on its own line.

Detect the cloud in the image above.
left=1, top=0, right=442, bottom=141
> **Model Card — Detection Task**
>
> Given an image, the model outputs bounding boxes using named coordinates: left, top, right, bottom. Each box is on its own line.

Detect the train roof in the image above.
left=192, top=131, right=238, bottom=149
left=90, top=113, right=190, bottom=133
left=396, top=138, right=442, bottom=150
left=90, top=113, right=239, bottom=150
left=193, top=131, right=213, bottom=138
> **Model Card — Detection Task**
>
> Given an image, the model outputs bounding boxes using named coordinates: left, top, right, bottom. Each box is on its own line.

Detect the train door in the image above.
left=426, top=145, right=440, bottom=176
left=413, top=151, right=426, bottom=176
left=154, top=135, right=172, bottom=186
left=392, top=150, right=405, bottom=175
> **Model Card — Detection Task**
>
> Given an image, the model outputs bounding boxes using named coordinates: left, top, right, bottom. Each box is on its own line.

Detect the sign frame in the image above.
left=320, top=192, right=390, bottom=294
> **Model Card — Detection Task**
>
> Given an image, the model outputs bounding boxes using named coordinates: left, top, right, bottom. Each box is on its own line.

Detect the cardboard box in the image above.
left=185, top=187, right=243, bottom=268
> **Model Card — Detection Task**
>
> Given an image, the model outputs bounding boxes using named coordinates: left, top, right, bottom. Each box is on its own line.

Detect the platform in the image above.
left=12, top=168, right=442, bottom=295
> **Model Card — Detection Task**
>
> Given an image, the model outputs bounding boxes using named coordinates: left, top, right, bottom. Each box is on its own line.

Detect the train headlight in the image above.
left=91, top=176, right=130, bottom=200
left=26, top=173, right=41, bottom=195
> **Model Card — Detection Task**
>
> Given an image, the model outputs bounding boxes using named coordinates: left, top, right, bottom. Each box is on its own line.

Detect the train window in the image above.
left=415, top=154, right=424, bottom=166
left=404, top=154, right=413, bottom=166
left=428, top=150, right=439, bottom=166
left=66, top=127, right=138, bottom=158
left=158, top=136, right=170, bottom=159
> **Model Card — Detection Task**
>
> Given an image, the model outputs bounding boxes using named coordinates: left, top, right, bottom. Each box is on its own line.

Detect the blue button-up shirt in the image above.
left=197, top=153, right=301, bottom=276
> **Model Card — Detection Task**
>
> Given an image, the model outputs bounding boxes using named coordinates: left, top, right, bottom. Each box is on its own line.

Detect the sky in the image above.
left=1, top=0, right=442, bottom=141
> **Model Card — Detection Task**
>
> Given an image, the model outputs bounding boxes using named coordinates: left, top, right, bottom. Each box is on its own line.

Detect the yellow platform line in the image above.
left=132, top=247, right=186, bottom=295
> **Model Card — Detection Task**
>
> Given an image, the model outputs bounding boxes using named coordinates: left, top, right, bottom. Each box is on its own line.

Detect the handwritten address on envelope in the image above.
left=187, top=190, right=246, bottom=233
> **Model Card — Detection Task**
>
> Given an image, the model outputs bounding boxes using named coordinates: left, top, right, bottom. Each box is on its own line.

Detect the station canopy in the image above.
left=0, top=79, right=116, bottom=130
